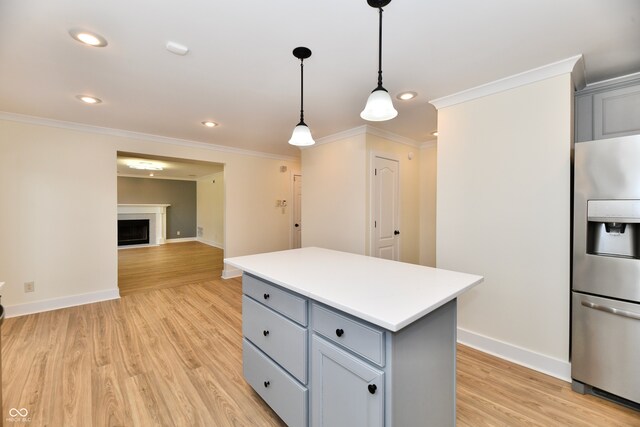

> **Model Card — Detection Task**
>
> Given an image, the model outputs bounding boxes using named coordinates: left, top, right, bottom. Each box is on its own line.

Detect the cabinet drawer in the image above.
left=243, top=339, right=308, bottom=427
left=243, top=273, right=308, bottom=326
left=311, top=304, right=385, bottom=366
left=243, top=295, right=308, bottom=383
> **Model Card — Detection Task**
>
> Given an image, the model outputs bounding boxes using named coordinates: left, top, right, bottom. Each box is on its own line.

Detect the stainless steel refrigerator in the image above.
left=572, top=135, right=640, bottom=405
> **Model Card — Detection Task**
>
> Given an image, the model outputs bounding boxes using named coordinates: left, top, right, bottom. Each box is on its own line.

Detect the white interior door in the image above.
left=372, top=156, right=399, bottom=260
left=293, top=174, right=302, bottom=248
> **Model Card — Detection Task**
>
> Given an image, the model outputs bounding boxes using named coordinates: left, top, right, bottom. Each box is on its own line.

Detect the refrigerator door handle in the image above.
left=581, top=300, right=640, bottom=321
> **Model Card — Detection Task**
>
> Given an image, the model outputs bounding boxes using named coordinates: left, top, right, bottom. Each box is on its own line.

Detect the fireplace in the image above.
left=118, top=219, right=150, bottom=246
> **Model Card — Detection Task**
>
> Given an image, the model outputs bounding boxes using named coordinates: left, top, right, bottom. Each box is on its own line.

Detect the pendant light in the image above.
left=360, top=0, right=398, bottom=122
left=288, top=47, right=315, bottom=147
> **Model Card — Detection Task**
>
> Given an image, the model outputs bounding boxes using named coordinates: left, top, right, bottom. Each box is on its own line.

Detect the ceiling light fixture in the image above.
left=127, top=161, right=164, bottom=171
left=69, top=29, right=108, bottom=47
left=397, top=91, right=417, bottom=101
left=76, top=95, right=102, bottom=104
left=288, top=47, right=315, bottom=147
left=202, top=121, right=218, bottom=128
left=361, top=0, right=397, bottom=122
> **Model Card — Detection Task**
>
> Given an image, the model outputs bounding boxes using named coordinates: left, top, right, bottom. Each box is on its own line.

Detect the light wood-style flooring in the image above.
left=4, top=243, right=639, bottom=426
left=118, top=241, right=223, bottom=296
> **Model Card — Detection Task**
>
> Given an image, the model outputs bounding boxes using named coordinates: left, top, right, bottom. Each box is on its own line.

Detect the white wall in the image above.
left=419, top=141, right=437, bottom=267
left=197, top=171, right=225, bottom=248
left=301, top=128, right=423, bottom=263
left=301, top=132, right=367, bottom=254
left=0, top=117, right=300, bottom=315
left=436, top=74, right=573, bottom=379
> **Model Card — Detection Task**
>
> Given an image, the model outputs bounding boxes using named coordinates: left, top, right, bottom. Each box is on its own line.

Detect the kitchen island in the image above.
left=225, top=247, right=483, bottom=427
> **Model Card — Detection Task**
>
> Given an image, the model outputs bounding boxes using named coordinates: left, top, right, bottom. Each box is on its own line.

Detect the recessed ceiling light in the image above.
left=202, top=121, right=218, bottom=128
left=432, top=131, right=439, bottom=136
left=76, top=95, right=102, bottom=104
left=69, top=29, right=108, bottom=47
left=127, top=161, right=163, bottom=171
left=397, top=91, right=418, bottom=101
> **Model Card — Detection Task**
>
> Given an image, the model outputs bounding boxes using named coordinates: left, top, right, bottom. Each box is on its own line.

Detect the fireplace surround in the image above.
left=117, top=204, right=170, bottom=247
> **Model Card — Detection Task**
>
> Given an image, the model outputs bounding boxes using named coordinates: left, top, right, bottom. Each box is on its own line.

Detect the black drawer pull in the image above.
left=368, top=384, right=377, bottom=394
left=264, top=293, right=270, bottom=300
left=263, top=330, right=270, bottom=337
left=264, top=381, right=270, bottom=388
left=335, top=328, right=344, bottom=337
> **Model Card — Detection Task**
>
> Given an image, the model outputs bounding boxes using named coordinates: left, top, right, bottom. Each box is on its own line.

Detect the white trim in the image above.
left=196, top=237, right=224, bottom=249
left=365, top=126, right=421, bottom=148
left=310, top=125, right=420, bottom=148
left=5, top=288, right=120, bottom=318
left=0, top=111, right=299, bottom=162
left=118, top=173, right=200, bottom=182
left=166, top=237, right=197, bottom=243
left=430, top=55, right=585, bottom=110
left=457, top=327, right=571, bottom=382
left=419, top=140, right=437, bottom=150
left=222, top=266, right=242, bottom=279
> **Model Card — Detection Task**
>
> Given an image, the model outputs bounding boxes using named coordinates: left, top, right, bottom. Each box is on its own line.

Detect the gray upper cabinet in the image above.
left=575, top=74, right=640, bottom=142
left=311, top=335, right=384, bottom=427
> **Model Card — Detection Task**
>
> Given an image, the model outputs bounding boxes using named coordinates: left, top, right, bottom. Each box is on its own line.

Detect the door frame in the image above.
left=369, top=151, right=401, bottom=260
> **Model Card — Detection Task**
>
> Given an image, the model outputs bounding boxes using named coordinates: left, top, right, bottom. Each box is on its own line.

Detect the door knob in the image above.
left=295, top=223, right=300, bottom=227
left=394, top=230, right=400, bottom=235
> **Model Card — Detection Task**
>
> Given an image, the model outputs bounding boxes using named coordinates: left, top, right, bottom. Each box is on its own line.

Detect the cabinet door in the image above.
left=311, top=335, right=384, bottom=427
left=593, top=85, right=640, bottom=140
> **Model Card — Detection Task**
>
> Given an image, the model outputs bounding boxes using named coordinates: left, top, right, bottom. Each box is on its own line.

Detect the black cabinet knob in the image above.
left=263, top=330, right=270, bottom=337
left=335, top=328, right=344, bottom=337
left=394, top=230, right=400, bottom=235
left=368, top=384, right=377, bottom=394
left=264, top=381, right=270, bottom=388
left=263, top=293, right=270, bottom=300
left=295, top=223, right=300, bottom=227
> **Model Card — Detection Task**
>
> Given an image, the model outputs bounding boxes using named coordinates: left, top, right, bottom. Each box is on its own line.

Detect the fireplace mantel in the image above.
left=117, top=204, right=170, bottom=246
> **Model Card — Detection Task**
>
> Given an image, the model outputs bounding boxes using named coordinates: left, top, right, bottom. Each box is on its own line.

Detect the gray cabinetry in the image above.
left=575, top=74, right=640, bottom=142
left=311, top=335, right=384, bottom=427
left=241, top=273, right=458, bottom=426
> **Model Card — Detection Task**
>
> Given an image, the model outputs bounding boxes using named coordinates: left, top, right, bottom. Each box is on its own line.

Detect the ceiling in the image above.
left=117, top=152, right=224, bottom=180
left=1, top=1, right=639, bottom=157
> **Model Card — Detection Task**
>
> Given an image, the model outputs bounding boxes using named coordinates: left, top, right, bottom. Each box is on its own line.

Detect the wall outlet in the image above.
left=24, top=281, right=35, bottom=293
left=177, top=230, right=181, bottom=236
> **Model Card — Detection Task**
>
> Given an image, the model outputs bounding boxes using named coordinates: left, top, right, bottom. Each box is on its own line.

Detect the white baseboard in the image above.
left=166, top=237, right=197, bottom=243
left=222, top=266, right=242, bottom=279
left=196, top=237, right=224, bottom=249
left=457, top=327, right=571, bottom=382
left=5, top=288, right=121, bottom=318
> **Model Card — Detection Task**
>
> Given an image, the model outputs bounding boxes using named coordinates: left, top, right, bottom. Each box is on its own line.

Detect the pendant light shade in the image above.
left=289, top=47, right=315, bottom=147
left=361, top=0, right=397, bottom=122
left=361, top=88, right=397, bottom=121
left=289, top=123, right=315, bottom=146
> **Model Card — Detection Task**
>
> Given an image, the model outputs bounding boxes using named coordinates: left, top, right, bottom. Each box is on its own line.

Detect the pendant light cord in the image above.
left=377, top=7, right=384, bottom=89
left=299, top=59, right=305, bottom=124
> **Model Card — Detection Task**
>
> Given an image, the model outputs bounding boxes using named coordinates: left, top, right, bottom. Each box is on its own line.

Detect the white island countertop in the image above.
left=225, top=247, right=483, bottom=332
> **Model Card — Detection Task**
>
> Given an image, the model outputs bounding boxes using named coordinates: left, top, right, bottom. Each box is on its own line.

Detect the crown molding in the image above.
left=429, top=54, right=585, bottom=110
left=0, top=111, right=300, bottom=162
left=116, top=173, right=200, bottom=182
left=310, top=124, right=420, bottom=149
left=419, top=140, right=437, bottom=150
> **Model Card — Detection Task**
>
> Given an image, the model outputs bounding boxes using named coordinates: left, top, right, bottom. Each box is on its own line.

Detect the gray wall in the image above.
left=118, top=177, right=196, bottom=239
